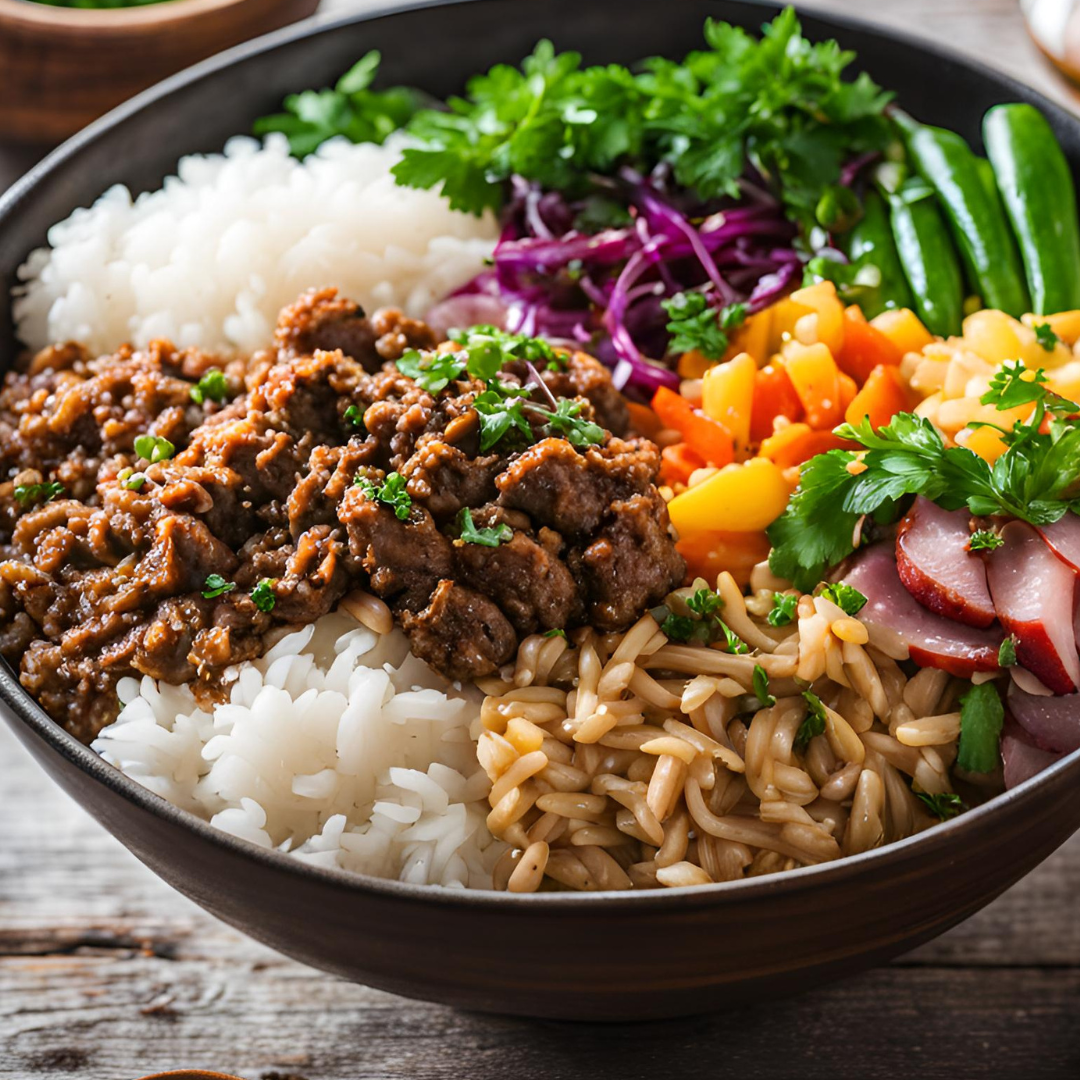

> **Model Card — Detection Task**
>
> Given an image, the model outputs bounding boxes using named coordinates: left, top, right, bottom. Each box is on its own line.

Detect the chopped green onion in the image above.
left=202, top=574, right=237, bottom=600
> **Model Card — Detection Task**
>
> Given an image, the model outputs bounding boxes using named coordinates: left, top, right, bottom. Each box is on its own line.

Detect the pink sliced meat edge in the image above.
left=1036, top=514, right=1080, bottom=572
left=841, top=542, right=1003, bottom=678
left=895, top=496, right=996, bottom=628
left=986, top=521, right=1080, bottom=695
left=1006, top=681, right=1080, bottom=754
left=1001, top=720, right=1066, bottom=790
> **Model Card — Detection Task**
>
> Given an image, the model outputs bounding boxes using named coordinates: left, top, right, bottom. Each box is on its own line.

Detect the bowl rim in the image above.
left=2, top=0, right=1080, bottom=911
left=0, top=0, right=286, bottom=28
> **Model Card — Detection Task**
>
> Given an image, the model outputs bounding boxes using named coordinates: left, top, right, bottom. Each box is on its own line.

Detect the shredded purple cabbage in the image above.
left=446, top=171, right=806, bottom=399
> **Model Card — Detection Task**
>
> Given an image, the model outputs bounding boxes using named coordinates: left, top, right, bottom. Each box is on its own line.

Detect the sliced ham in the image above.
left=895, top=496, right=996, bottom=628
left=1001, top=720, right=1066, bottom=789
left=1006, top=682, right=1080, bottom=753
left=986, top=521, right=1080, bottom=695
left=1035, top=514, right=1080, bottom=572
left=841, top=542, right=1003, bottom=678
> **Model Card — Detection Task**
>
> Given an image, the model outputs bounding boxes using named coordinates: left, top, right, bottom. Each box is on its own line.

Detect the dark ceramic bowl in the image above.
left=2, top=0, right=1079, bottom=1023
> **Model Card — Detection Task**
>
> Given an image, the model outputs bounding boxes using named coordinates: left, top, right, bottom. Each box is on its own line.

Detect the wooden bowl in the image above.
left=2, top=0, right=1080, bottom=1022
left=0, top=0, right=321, bottom=143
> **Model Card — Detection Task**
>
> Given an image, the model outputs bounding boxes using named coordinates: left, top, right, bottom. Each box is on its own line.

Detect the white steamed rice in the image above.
left=13, top=133, right=498, bottom=357
left=93, top=612, right=505, bottom=888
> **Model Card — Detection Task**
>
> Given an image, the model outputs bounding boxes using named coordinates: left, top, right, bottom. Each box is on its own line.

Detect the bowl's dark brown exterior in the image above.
left=2, top=0, right=1080, bottom=1022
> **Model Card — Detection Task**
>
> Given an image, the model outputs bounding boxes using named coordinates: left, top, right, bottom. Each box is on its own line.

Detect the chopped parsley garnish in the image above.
left=13, top=481, right=64, bottom=506
left=116, top=468, right=146, bottom=492
left=686, top=587, right=724, bottom=618
left=253, top=50, right=422, bottom=158
left=543, top=628, right=567, bottom=639
left=768, top=363, right=1080, bottom=590
left=820, top=582, right=867, bottom=616
left=915, top=790, right=966, bottom=820
left=190, top=368, right=228, bottom=405
left=752, top=664, right=775, bottom=708
left=396, top=349, right=470, bottom=394
left=767, top=592, right=799, bottom=627
left=343, top=404, right=365, bottom=429
left=661, top=614, right=698, bottom=642
left=251, top=578, right=277, bottom=613
left=794, top=690, right=827, bottom=752
left=539, top=398, right=605, bottom=448
left=133, top=434, right=176, bottom=464
left=969, top=529, right=1003, bottom=552
left=654, top=589, right=744, bottom=651
left=456, top=507, right=513, bottom=547
left=661, top=293, right=749, bottom=361
left=473, top=387, right=533, bottom=452
left=716, top=620, right=749, bottom=654
left=997, top=636, right=1017, bottom=668
left=956, top=681, right=1005, bottom=774
left=356, top=471, right=413, bottom=520
left=202, top=574, right=237, bottom=600
left=1034, top=322, right=1060, bottom=352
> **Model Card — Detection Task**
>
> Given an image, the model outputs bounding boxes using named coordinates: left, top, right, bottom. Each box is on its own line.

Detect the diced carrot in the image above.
left=760, top=423, right=853, bottom=469
left=676, top=529, right=772, bottom=589
left=836, top=305, right=904, bottom=384
left=651, top=386, right=734, bottom=467
left=780, top=341, right=844, bottom=430
left=750, top=362, right=803, bottom=443
left=838, top=372, right=858, bottom=412
left=625, top=400, right=665, bottom=440
left=660, top=443, right=705, bottom=487
left=844, top=363, right=913, bottom=430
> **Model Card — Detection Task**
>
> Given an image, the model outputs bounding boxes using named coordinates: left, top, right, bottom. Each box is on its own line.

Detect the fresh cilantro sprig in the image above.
left=356, top=471, right=413, bottom=520
left=1034, top=322, right=1060, bottom=352
left=767, top=593, right=799, bottom=627
left=539, top=399, right=605, bottom=448
left=13, top=481, right=64, bottom=507
left=969, top=529, right=1003, bottom=552
left=253, top=50, right=422, bottom=158
left=456, top=507, right=513, bottom=548
left=767, top=364, right=1080, bottom=590
left=202, top=574, right=236, bottom=600
left=794, top=690, right=827, bottom=752
left=661, top=292, right=747, bottom=361
left=820, top=582, right=867, bottom=616
left=654, top=588, right=747, bottom=653
left=251, top=579, right=277, bottom=613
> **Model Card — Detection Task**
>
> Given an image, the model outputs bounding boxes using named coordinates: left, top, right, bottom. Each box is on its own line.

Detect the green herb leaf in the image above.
left=543, top=628, right=567, bottom=639
left=915, top=790, right=966, bottom=820
left=472, top=388, right=533, bottom=452
left=457, top=507, right=514, bottom=547
left=538, top=398, right=605, bottom=448
left=661, top=291, right=729, bottom=360
left=251, top=578, right=277, bottom=613
left=202, top=574, right=237, bottom=600
left=686, top=588, right=724, bottom=617
left=133, top=434, right=176, bottom=464
left=969, top=529, right=1003, bottom=551
left=117, top=468, right=146, bottom=492
left=13, top=481, right=64, bottom=507
left=795, top=690, right=827, bottom=752
left=343, top=404, right=366, bottom=430
left=956, top=681, right=1005, bottom=773
left=716, top=620, right=749, bottom=654
left=190, top=368, right=228, bottom=405
left=767, top=592, right=799, bottom=627
left=1034, top=322, right=1060, bottom=352
left=396, top=348, right=468, bottom=393
left=661, top=613, right=698, bottom=642
left=356, top=471, right=413, bottom=520
left=820, top=581, right=868, bottom=615
left=997, top=636, right=1017, bottom=668
left=752, top=664, right=775, bottom=708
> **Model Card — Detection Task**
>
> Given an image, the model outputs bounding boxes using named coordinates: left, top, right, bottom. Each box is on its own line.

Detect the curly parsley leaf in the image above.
left=13, top=481, right=64, bottom=507
left=794, top=690, right=827, bottom=752
left=969, top=529, right=1003, bottom=552
left=251, top=579, right=277, bottom=613
left=686, top=588, right=724, bottom=618
left=956, top=681, right=1005, bottom=774
left=473, top=388, right=533, bottom=452
left=767, top=592, right=799, bottom=627
left=1034, top=322, right=1060, bottom=352
left=820, top=581, right=867, bottom=616
left=202, top=574, right=237, bottom=600
left=356, top=471, right=413, bottom=520
left=456, top=507, right=513, bottom=548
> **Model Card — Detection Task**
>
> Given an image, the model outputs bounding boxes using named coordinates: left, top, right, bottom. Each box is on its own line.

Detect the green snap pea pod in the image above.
left=846, top=188, right=915, bottom=318
left=984, top=103, right=1080, bottom=315
left=888, top=180, right=965, bottom=337
left=897, top=114, right=1030, bottom=316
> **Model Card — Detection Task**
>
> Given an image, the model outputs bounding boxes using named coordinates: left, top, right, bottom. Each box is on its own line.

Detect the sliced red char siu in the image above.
left=840, top=542, right=1003, bottom=677
left=986, top=521, right=1080, bottom=695
left=1001, top=719, right=1065, bottom=789
left=895, top=496, right=996, bottom=628
left=1036, top=514, right=1080, bottom=572
left=1006, top=680, right=1080, bottom=754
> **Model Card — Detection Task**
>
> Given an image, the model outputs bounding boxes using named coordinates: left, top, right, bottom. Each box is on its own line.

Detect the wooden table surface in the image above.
left=2, top=2, right=1080, bottom=1077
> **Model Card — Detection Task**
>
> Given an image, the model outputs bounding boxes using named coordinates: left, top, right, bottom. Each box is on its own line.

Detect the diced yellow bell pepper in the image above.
left=678, top=350, right=712, bottom=379
left=790, top=280, right=845, bottom=356
left=726, top=307, right=772, bottom=365
left=870, top=308, right=935, bottom=356
left=666, top=458, right=794, bottom=537
left=1049, top=360, right=1080, bottom=401
left=961, top=309, right=1068, bottom=369
left=956, top=424, right=1009, bottom=464
left=780, top=340, right=843, bottom=429
left=1022, top=309, right=1080, bottom=347
left=702, top=351, right=755, bottom=450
